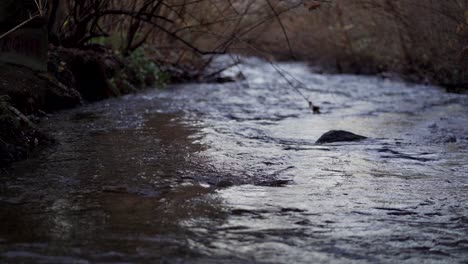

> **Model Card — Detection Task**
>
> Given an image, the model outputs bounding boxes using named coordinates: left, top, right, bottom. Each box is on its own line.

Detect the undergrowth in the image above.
left=109, top=48, right=169, bottom=95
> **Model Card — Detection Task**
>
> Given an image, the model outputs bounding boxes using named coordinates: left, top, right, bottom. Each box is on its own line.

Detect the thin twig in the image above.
left=0, top=0, right=48, bottom=40
left=204, top=62, right=239, bottom=79
left=0, top=13, right=41, bottom=40
left=221, top=31, right=321, bottom=113
left=265, top=0, right=296, bottom=60
left=270, top=63, right=309, bottom=101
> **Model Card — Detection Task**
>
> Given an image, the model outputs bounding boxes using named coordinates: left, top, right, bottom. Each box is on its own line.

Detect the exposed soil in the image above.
left=0, top=47, right=141, bottom=167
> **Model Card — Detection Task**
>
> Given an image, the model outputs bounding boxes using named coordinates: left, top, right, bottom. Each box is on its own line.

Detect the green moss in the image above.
left=127, top=48, right=163, bottom=87
left=111, top=47, right=169, bottom=94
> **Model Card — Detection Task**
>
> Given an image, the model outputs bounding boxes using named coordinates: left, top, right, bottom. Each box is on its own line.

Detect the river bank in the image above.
left=1, top=44, right=466, bottom=168
left=0, top=45, right=216, bottom=167
left=1, top=56, right=467, bottom=263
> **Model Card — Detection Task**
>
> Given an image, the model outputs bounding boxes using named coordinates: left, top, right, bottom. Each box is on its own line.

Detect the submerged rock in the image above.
left=316, top=130, right=367, bottom=144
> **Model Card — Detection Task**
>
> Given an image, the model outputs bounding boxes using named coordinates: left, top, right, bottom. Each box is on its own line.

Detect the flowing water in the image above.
left=1, top=56, right=467, bottom=263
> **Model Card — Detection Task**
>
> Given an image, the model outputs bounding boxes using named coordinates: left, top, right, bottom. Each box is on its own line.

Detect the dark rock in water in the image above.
left=441, top=134, right=457, bottom=143
left=316, top=130, right=367, bottom=144
left=257, top=179, right=293, bottom=187
left=216, top=180, right=234, bottom=188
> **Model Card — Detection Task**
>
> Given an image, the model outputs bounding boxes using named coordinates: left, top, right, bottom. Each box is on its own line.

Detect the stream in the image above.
left=1, top=56, right=467, bottom=263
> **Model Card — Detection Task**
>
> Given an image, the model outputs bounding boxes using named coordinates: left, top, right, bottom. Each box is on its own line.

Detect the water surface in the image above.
left=1, top=56, right=467, bottom=263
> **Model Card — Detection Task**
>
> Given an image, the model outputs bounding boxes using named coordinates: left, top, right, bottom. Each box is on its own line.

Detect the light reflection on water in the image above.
left=187, top=57, right=468, bottom=263
left=1, top=56, right=467, bottom=263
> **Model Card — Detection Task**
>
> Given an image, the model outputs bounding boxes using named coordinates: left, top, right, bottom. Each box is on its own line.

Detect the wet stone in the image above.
left=280, top=208, right=307, bottom=213
left=294, top=219, right=312, bottom=226
left=215, top=180, right=234, bottom=188
left=256, top=179, right=293, bottom=187
left=315, top=130, right=367, bottom=144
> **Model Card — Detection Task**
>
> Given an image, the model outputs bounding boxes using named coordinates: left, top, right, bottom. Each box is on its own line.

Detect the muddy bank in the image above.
left=253, top=48, right=468, bottom=94
left=0, top=63, right=77, bottom=167
left=307, top=57, right=468, bottom=94
left=0, top=97, right=52, bottom=166
left=0, top=46, right=166, bottom=167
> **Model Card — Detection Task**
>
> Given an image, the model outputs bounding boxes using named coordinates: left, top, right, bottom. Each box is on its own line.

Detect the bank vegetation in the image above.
left=1, top=0, right=467, bottom=166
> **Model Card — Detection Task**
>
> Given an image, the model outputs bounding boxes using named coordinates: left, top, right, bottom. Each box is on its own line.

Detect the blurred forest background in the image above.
left=43, top=0, right=468, bottom=88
